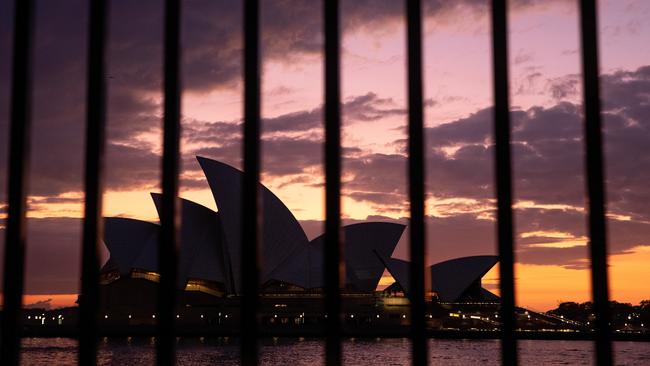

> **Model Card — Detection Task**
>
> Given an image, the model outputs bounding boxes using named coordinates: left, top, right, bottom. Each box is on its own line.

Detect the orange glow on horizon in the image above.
left=17, top=246, right=650, bottom=311
left=21, top=294, right=78, bottom=310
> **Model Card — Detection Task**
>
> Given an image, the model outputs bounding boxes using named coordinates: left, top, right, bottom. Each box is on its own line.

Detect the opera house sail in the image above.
left=96, top=157, right=501, bottom=330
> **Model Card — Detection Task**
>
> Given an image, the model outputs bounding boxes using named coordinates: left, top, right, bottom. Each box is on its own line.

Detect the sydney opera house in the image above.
left=97, top=157, right=500, bottom=330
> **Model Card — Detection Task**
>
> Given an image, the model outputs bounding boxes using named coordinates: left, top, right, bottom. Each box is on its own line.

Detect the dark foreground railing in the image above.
left=406, top=1, right=427, bottom=365
left=323, top=1, right=343, bottom=365
left=0, top=0, right=632, bottom=365
left=241, top=0, right=261, bottom=365
left=78, top=0, right=108, bottom=364
left=491, top=0, right=517, bottom=364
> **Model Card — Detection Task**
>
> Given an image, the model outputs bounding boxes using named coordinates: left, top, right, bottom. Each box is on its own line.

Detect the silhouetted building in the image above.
left=98, top=157, right=499, bottom=328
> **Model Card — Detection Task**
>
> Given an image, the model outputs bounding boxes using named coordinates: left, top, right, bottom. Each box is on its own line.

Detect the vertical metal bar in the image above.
left=578, top=1, right=613, bottom=365
left=324, top=0, right=343, bottom=365
left=157, top=0, right=181, bottom=365
left=241, top=0, right=261, bottom=365
left=0, top=0, right=34, bottom=364
left=490, top=1, right=518, bottom=365
left=405, top=0, right=427, bottom=365
left=79, top=0, right=109, bottom=364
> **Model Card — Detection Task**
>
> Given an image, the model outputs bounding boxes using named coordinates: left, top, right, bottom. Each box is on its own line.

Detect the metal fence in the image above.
left=0, top=0, right=630, bottom=365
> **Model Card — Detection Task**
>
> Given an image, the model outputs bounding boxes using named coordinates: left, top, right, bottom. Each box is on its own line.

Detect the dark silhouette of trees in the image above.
left=548, top=300, right=649, bottom=330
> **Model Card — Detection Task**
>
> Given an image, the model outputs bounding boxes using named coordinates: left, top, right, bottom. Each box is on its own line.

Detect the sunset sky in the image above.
left=1, top=0, right=650, bottom=311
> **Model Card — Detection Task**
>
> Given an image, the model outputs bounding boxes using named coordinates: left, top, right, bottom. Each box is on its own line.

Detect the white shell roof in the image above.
left=197, top=156, right=309, bottom=294
left=302, top=222, right=405, bottom=291
left=430, top=255, right=498, bottom=302
left=102, top=217, right=158, bottom=275
left=150, top=194, right=229, bottom=288
left=379, top=254, right=498, bottom=302
left=266, top=222, right=404, bottom=290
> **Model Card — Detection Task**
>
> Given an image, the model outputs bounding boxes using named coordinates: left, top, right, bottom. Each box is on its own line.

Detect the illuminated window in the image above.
left=184, top=278, right=224, bottom=297
left=99, top=270, right=121, bottom=285
left=131, top=269, right=161, bottom=283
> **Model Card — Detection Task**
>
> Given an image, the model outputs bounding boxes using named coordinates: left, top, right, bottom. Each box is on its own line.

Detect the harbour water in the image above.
left=20, top=337, right=650, bottom=365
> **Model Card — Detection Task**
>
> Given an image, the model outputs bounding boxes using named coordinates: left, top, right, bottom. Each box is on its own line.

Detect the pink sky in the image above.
left=1, top=0, right=650, bottom=311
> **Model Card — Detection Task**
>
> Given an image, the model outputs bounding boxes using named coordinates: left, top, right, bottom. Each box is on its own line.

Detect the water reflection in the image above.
left=19, top=337, right=650, bottom=365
